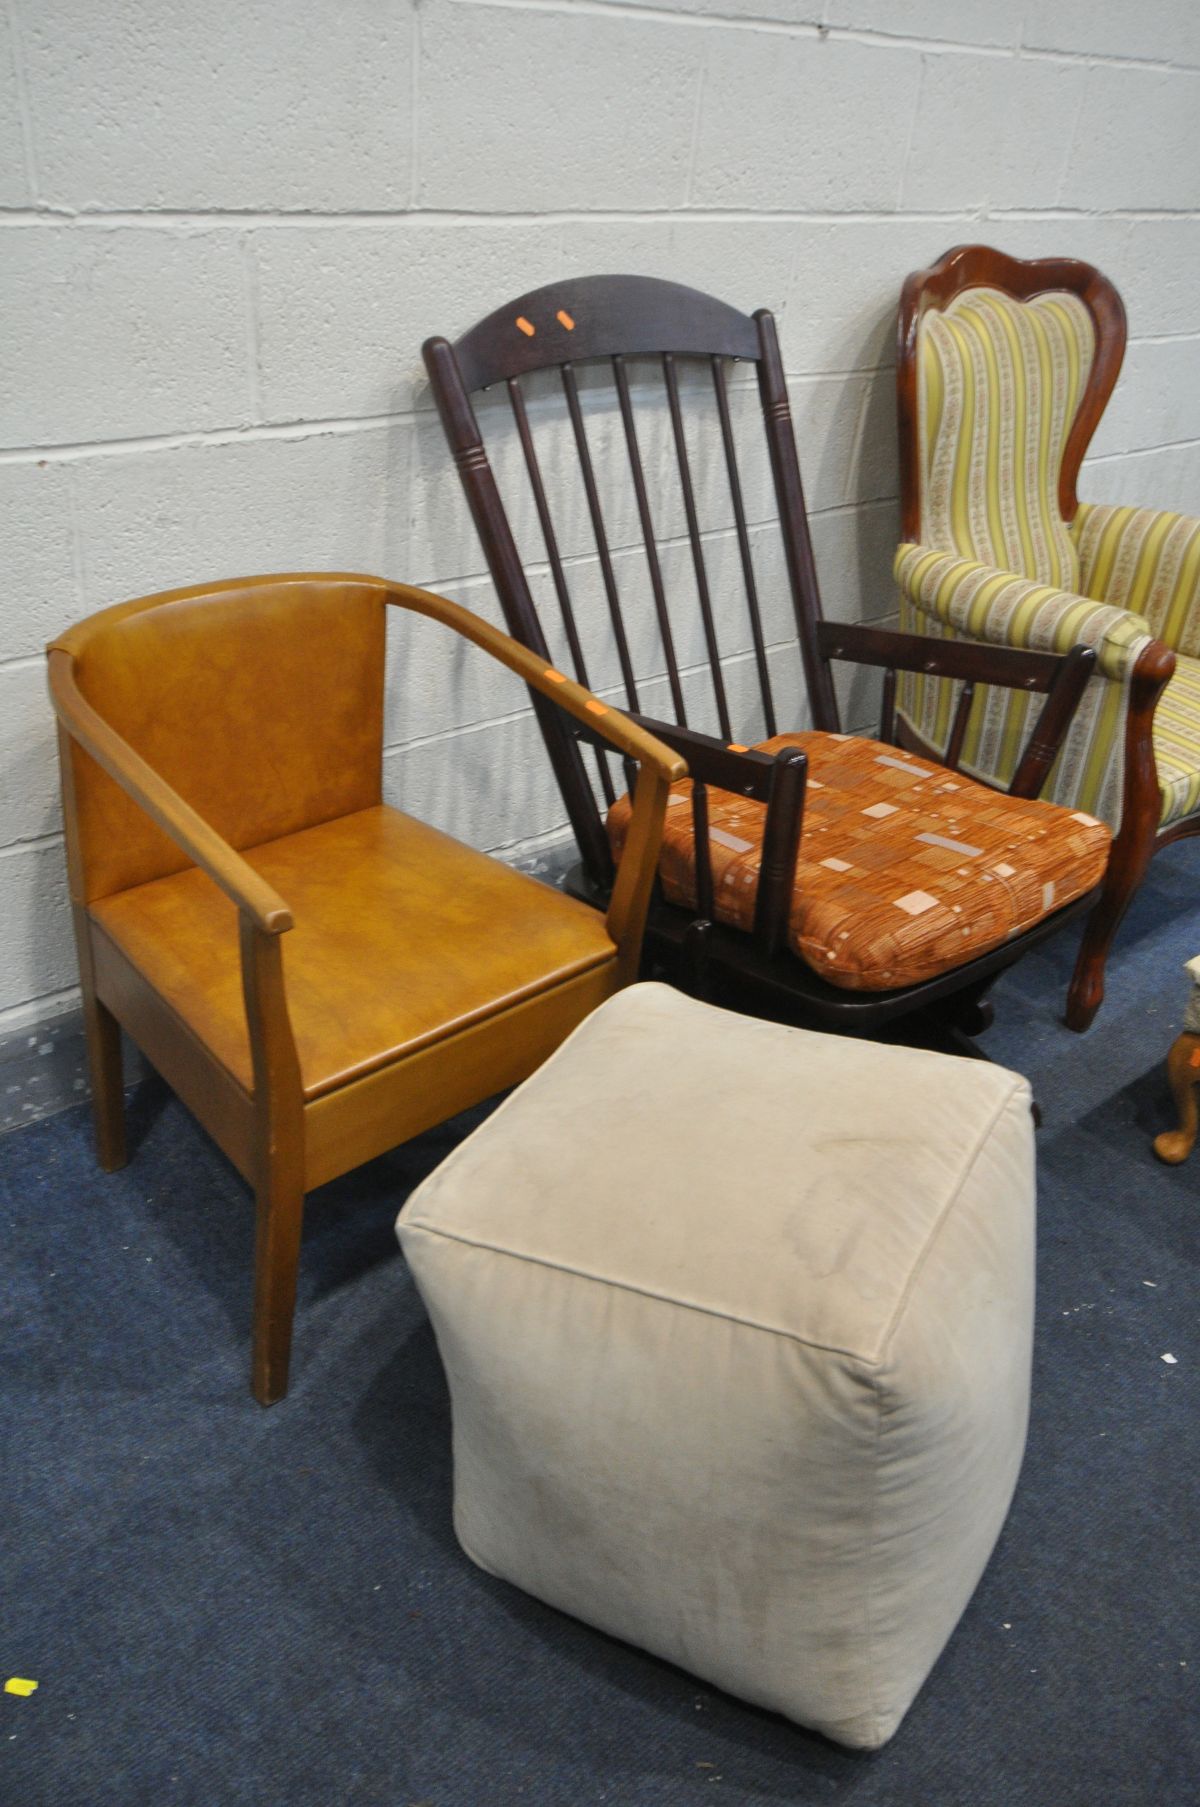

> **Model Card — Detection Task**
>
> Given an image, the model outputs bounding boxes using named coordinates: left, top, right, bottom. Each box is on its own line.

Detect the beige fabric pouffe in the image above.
left=397, top=982, right=1036, bottom=1750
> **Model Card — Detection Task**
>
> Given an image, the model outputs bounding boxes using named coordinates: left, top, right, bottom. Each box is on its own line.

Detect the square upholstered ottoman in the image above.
left=397, top=983, right=1035, bottom=1749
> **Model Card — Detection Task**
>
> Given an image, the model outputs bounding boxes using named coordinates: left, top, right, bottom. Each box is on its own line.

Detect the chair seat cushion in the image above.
left=608, top=732, right=1111, bottom=991
left=1154, top=651, right=1200, bottom=826
left=398, top=982, right=1037, bottom=1748
left=90, top=805, right=616, bottom=1099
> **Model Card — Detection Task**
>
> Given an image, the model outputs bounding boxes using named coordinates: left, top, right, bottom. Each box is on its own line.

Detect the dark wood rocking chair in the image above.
left=423, top=274, right=1105, bottom=1052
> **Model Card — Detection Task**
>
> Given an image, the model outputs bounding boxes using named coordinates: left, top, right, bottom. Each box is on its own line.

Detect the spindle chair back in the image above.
left=424, top=275, right=1103, bottom=1040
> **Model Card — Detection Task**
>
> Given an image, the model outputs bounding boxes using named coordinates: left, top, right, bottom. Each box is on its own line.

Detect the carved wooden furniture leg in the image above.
left=1066, top=846, right=1151, bottom=1032
left=1154, top=1032, right=1200, bottom=1165
left=1065, top=643, right=1174, bottom=1033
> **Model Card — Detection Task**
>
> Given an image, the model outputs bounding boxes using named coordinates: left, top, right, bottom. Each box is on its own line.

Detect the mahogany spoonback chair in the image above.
left=896, top=244, right=1195, bottom=1030
left=423, top=274, right=1109, bottom=1049
left=48, top=573, right=681, bottom=1404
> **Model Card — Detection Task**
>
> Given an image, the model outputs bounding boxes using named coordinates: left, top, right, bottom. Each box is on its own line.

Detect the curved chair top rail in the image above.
left=441, top=272, right=762, bottom=392
left=47, top=570, right=415, bottom=667
left=50, top=570, right=682, bottom=776
left=896, top=243, right=1128, bottom=537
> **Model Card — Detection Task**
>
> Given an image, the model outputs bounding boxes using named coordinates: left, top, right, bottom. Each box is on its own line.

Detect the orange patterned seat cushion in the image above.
left=607, top=732, right=1112, bottom=992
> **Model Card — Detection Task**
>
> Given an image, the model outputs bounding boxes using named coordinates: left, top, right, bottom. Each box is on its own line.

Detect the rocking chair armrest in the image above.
left=816, top=619, right=1086, bottom=695
left=627, top=714, right=780, bottom=801
left=47, top=649, right=294, bottom=936
left=629, top=715, right=809, bottom=961
left=382, top=581, right=686, bottom=784
left=817, top=621, right=1101, bottom=801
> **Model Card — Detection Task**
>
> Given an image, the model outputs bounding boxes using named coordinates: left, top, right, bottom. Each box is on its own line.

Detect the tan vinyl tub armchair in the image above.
left=48, top=573, right=682, bottom=1404
left=896, top=245, right=1196, bottom=1030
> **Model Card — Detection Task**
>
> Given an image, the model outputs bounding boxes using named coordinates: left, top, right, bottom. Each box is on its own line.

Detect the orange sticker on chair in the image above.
left=557, top=310, right=575, bottom=331
left=544, top=668, right=567, bottom=683
left=516, top=316, right=535, bottom=337
left=728, top=743, right=748, bottom=753
left=1189, top=1047, right=1200, bottom=1069
left=585, top=700, right=609, bottom=716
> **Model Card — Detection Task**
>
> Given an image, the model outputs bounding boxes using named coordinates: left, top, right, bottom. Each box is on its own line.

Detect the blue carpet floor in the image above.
left=3, top=845, right=1198, bottom=1806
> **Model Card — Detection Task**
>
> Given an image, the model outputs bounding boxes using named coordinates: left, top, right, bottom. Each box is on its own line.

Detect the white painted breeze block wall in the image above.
left=2, top=0, right=1199, bottom=1027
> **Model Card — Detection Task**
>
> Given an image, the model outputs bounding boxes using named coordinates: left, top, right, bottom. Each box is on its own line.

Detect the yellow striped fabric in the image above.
left=895, top=543, right=1153, bottom=825
left=1073, top=503, right=1200, bottom=658
left=897, top=284, right=1148, bottom=832
left=918, top=287, right=1094, bottom=588
left=895, top=544, right=1150, bottom=680
left=1153, top=652, right=1200, bottom=825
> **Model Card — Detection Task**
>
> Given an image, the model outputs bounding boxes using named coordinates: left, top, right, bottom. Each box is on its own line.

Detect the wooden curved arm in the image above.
left=47, top=649, right=294, bottom=935
left=382, top=581, right=686, bottom=781
left=382, top=581, right=687, bottom=975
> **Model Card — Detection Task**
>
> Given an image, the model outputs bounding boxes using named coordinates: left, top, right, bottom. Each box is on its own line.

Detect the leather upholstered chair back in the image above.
left=50, top=575, right=387, bottom=903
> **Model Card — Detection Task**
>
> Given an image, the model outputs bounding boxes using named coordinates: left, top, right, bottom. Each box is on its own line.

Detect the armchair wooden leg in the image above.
left=1066, top=840, right=1155, bottom=1033
left=241, top=919, right=306, bottom=1405
left=251, top=1162, right=306, bottom=1406
left=71, top=899, right=128, bottom=1173
left=1154, top=1032, right=1200, bottom=1165
left=81, top=991, right=127, bottom=1173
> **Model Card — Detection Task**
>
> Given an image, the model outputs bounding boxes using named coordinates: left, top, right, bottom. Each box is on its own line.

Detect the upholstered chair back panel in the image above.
left=53, top=578, right=387, bottom=903
left=917, top=288, right=1095, bottom=589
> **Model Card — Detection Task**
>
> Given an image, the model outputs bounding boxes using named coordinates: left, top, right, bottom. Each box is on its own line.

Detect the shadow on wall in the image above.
left=10, top=747, right=76, bottom=1023
left=852, top=346, right=904, bottom=722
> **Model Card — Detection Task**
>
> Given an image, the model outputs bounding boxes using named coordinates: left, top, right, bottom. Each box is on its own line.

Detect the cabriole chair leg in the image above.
left=1066, top=842, right=1155, bottom=1032
left=1154, top=1032, right=1200, bottom=1165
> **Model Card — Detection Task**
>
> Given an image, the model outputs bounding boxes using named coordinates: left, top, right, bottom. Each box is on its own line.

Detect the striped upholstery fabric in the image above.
left=895, top=282, right=1200, bottom=834
left=895, top=544, right=1150, bottom=680
left=894, top=542, right=1152, bottom=823
left=1074, top=503, right=1200, bottom=659
left=900, top=274, right=1200, bottom=841
left=916, top=287, right=1093, bottom=588
left=607, top=733, right=1111, bottom=992
left=1154, top=654, right=1200, bottom=825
